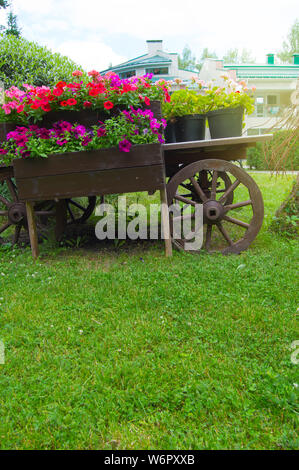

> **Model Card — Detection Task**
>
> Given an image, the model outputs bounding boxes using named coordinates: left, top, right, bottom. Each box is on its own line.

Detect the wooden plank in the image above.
left=0, top=165, right=14, bottom=179
left=160, top=186, right=172, bottom=257
left=17, top=165, right=166, bottom=201
left=26, top=201, right=39, bottom=260
left=13, top=143, right=163, bottom=179
left=163, top=134, right=273, bottom=152
left=164, top=146, right=248, bottom=167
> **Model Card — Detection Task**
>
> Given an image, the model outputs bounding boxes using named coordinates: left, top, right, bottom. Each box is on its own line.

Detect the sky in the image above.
left=0, top=0, right=298, bottom=71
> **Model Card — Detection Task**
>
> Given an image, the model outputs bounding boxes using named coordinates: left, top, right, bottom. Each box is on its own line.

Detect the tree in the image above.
left=223, top=48, right=255, bottom=64
left=178, top=45, right=197, bottom=70
left=5, top=10, right=21, bottom=37
left=0, top=1, right=9, bottom=8
left=0, top=0, right=9, bottom=33
left=200, top=48, right=217, bottom=61
left=277, top=19, right=299, bottom=63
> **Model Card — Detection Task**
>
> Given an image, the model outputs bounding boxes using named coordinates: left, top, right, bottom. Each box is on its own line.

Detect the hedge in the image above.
left=0, top=34, right=83, bottom=89
left=247, top=130, right=299, bottom=171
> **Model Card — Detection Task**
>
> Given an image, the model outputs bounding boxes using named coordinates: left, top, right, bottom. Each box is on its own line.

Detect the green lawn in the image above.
left=0, top=173, right=298, bottom=450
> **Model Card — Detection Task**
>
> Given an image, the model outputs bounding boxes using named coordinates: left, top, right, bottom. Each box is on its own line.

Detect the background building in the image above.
left=101, top=40, right=199, bottom=88
left=200, top=54, right=299, bottom=135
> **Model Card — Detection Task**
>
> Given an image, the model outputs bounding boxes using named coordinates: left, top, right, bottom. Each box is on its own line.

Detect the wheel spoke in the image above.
left=173, top=213, right=195, bottom=222
left=210, top=170, right=218, bottom=200
left=174, top=194, right=197, bottom=206
left=223, top=215, right=250, bottom=229
left=68, top=199, right=85, bottom=212
left=217, top=222, right=233, bottom=246
left=224, top=200, right=252, bottom=211
left=0, top=195, right=9, bottom=206
left=190, top=176, right=208, bottom=202
left=219, top=179, right=240, bottom=204
left=6, top=178, right=18, bottom=202
left=205, top=224, right=212, bottom=250
left=0, top=211, right=8, bottom=216
left=0, top=221, right=11, bottom=234
left=12, top=224, right=21, bottom=245
left=66, top=204, right=76, bottom=223
left=35, top=210, right=56, bottom=216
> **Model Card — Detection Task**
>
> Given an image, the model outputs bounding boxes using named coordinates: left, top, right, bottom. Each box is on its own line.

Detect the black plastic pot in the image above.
left=164, top=120, right=176, bottom=143
left=174, top=114, right=206, bottom=142
left=207, top=107, right=243, bottom=139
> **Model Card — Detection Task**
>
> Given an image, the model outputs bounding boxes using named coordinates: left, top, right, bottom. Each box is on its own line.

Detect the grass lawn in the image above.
left=0, top=172, right=298, bottom=450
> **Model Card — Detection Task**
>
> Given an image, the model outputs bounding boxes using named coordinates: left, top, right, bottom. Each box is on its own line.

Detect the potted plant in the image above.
left=162, top=88, right=207, bottom=143
left=204, top=77, right=255, bottom=139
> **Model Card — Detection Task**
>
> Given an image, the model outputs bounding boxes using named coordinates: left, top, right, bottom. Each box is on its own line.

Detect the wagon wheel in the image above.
left=0, top=176, right=55, bottom=245
left=65, top=197, right=97, bottom=224
left=168, top=168, right=234, bottom=205
left=167, top=159, right=264, bottom=254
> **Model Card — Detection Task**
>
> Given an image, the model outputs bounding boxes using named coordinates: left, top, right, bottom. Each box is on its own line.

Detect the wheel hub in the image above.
left=203, top=200, right=225, bottom=223
left=8, top=202, right=26, bottom=225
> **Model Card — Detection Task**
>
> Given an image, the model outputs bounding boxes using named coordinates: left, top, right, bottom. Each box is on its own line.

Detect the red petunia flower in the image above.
left=53, top=88, right=63, bottom=97
left=83, top=101, right=92, bottom=108
left=66, top=98, right=77, bottom=106
left=41, top=103, right=51, bottom=112
left=60, top=101, right=69, bottom=107
left=144, top=96, right=150, bottom=106
left=56, top=81, right=67, bottom=88
left=104, top=101, right=114, bottom=110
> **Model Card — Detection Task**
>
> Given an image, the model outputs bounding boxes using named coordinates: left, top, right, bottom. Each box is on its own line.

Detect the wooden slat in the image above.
left=13, top=143, right=163, bottom=179
left=163, top=134, right=273, bottom=152
left=17, top=165, right=166, bottom=201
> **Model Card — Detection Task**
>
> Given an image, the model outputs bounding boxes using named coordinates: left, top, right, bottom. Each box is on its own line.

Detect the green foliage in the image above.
left=5, top=11, right=21, bottom=38
left=223, top=48, right=255, bottom=64
left=0, top=0, right=9, bottom=9
left=269, top=179, right=299, bottom=239
left=247, top=130, right=299, bottom=170
left=0, top=33, right=81, bottom=89
left=162, top=89, right=208, bottom=119
left=178, top=45, right=197, bottom=71
left=0, top=174, right=298, bottom=449
left=277, top=19, right=299, bottom=63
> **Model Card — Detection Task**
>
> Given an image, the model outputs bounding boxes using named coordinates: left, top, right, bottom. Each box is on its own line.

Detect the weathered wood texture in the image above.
left=163, top=135, right=273, bottom=177
left=26, top=201, right=39, bottom=260
left=0, top=122, right=18, bottom=142
left=13, top=143, right=165, bottom=201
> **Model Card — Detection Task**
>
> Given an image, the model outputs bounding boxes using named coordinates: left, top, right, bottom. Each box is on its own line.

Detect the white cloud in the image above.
left=55, top=40, right=127, bottom=71
left=8, top=0, right=299, bottom=65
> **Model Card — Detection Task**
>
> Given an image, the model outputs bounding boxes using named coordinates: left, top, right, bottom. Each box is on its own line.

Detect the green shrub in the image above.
left=247, top=130, right=299, bottom=171
left=0, top=34, right=82, bottom=89
left=269, top=177, right=299, bottom=238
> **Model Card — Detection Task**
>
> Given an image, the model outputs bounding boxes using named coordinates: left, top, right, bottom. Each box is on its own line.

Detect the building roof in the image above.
left=223, top=64, right=299, bottom=79
left=101, top=53, right=172, bottom=74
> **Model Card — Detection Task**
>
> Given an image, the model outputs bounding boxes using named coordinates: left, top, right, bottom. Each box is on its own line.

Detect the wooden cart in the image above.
left=0, top=134, right=272, bottom=258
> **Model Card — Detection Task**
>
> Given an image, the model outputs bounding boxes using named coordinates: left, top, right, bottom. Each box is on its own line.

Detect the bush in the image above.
left=0, top=34, right=82, bottom=89
left=269, top=176, right=299, bottom=238
left=247, top=130, right=299, bottom=171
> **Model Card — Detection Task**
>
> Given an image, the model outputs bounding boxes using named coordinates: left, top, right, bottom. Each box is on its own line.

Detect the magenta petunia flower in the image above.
left=119, top=139, right=131, bottom=153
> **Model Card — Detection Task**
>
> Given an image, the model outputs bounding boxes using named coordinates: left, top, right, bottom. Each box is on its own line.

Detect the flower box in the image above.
left=0, top=121, right=19, bottom=142
left=13, top=143, right=165, bottom=202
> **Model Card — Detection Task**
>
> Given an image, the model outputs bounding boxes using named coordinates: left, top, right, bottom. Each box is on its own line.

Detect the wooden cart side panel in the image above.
left=0, top=165, right=14, bottom=179
left=16, top=165, right=166, bottom=201
left=13, top=143, right=163, bottom=179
